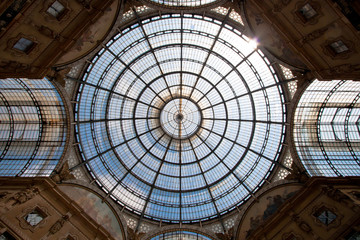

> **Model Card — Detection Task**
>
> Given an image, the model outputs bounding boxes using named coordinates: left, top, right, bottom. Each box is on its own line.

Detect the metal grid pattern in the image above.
left=0, top=78, right=67, bottom=176
left=145, top=0, right=220, bottom=7
left=150, top=231, right=212, bottom=240
left=75, top=13, right=286, bottom=223
left=294, top=80, right=360, bottom=177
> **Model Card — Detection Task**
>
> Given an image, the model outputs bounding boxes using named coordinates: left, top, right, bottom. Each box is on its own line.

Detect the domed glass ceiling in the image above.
left=75, top=13, right=286, bottom=223
left=145, top=0, right=220, bottom=7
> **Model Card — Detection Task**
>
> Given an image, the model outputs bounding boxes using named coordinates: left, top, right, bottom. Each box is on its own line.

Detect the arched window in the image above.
left=0, top=78, right=67, bottom=176
left=294, top=80, right=360, bottom=176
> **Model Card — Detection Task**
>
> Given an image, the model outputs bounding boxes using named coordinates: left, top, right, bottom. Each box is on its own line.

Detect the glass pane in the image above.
left=25, top=210, right=44, bottom=226
left=294, top=80, right=360, bottom=177
left=75, top=14, right=286, bottom=222
left=317, top=210, right=336, bottom=225
left=13, top=38, right=33, bottom=52
left=0, top=78, right=67, bottom=177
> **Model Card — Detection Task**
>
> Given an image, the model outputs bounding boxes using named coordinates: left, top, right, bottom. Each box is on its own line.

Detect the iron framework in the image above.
left=74, top=12, right=286, bottom=223
left=0, top=78, right=67, bottom=176
left=294, top=79, right=360, bottom=177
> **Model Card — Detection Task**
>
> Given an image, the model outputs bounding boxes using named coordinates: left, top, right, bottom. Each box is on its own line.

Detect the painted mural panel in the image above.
left=237, top=183, right=302, bottom=239
left=59, top=185, right=124, bottom=240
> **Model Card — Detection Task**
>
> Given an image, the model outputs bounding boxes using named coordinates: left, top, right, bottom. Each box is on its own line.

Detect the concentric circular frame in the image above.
left=141, top=0, right=226, bottom=10
left=159, top=97, right=203, bottom=139
left=75, top=13, right=286, bottom=223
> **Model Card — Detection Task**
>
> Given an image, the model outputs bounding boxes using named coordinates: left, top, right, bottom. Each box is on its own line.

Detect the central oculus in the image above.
left=76, top=13, right=287, bottom=222
left=160, top=98, right=202, bottom=139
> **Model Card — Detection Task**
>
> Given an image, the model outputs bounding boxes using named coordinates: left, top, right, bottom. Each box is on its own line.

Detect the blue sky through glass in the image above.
left=75, top=13, right=286, bottom=222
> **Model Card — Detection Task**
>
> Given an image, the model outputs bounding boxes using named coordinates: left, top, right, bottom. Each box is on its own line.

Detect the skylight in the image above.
left=294, top=80, right=360, bottom=177
left=75, top=12, right=286, bottom=223
left=146, top=0, right=220, bottom=7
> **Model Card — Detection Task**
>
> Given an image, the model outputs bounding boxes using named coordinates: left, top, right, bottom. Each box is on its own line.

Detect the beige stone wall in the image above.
left=245, top=0, right=360, bottom=80
left=0, top=0, right=118, bottom=79
left=236, top=177, right=360, bottom=240
left=0, top=177, right=119, bottom=240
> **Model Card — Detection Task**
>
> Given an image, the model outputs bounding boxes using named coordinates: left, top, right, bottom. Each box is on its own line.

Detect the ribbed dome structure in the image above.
left=75, top=13, right=286, bottom=223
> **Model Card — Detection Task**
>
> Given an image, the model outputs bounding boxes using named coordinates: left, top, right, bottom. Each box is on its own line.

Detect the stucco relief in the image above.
left=236, top=183, right=302, bottom=239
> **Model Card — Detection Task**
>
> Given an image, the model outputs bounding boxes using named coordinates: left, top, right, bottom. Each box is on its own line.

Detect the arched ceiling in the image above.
left=74, top=11, right=287, bottom=223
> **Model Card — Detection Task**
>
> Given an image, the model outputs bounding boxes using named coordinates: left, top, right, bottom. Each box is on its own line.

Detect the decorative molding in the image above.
left=17, top=205, right=49, bottom=233
left=36, top=25, right=58, bottom=39
left=0, top=215, right=31, bottom=240
left=127, top=227, right=145, bottom=240
left=51, top=161, right=76, bottom=183
left=40, top=0, right=71, bottom=23
left=0, top=0, right=29, bottom=31
left=272, top=0, right=292, bottom=13
left=6, top=187, right=39, bottom=206
left=322, top=186, right=350, bottom=203
left=282, top=232, right=303, bottom=240
left=301, top=26, right=328, bottom=44
left=310, top=203, right=342, bottom=230
left=6, top=33, right=39, bottom=57
left=0, top=192, right=9, bottom=200
left=331, top=64, right=360, bottom=75
left=318, top=64, right=360, bottom=79
left=350, top=191, right=360, bottom=201
left=75, top=0, right=91, bottom=10
left=215, top=227, right=233, bottom=240
left=321, top=37, right=355, bottom=59
left=293, top=0, right=322, bottom=26
left=291, top=213, right=312, bottom=233
left=60, top=232, right=79, bottom=240
left=48, top=214, right=70, bottom=235
left=0, top=60, right=33, bottom=74
left=339, top=189, right=360, bottom=206
left=60, top=233, right=79, bottom=240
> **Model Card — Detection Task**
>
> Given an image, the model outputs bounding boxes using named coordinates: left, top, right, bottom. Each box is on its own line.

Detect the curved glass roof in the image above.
left=150, top=230, right=212, bottom=240
left=294, top=79, right=360, bottom=177
left=0, top=78, right=67, bottom=177
left=75, top=13, right=286, bottom=222
left=145, top=0, right=220, bottom=8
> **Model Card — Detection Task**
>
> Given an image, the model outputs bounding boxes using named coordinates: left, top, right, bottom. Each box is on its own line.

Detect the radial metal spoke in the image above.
left=103, top=133, right=167, bottom=201
left=200, top=81, right=282, bottom=112
left=105, top=46, right=167, bottom=104
left=188, top=133, right=226, bottom=231
left=74, top=12, right=287, bottom=223
left=133, top=7, right=176, bottom=102
left=197, top=124, right=290, bottom=170
left=136, top=137, right=174, bottom=229
left=188, top=9, right=231, bottom=100
left=195, top=130, right=255, bottom=196
left=202, top=117, right=285, bottom=125
left=71, top=126, right=162, bottom=170
left=195, top=49, right=256, bottom=105
left=68, top=76, right=162, bottom=111
left=78, top=117, right=158, bottom=124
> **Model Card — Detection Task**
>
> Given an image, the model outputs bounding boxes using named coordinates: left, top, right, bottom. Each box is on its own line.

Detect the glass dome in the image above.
left=150, top=230, right=212, bottom=240
left=75, top=13, right=286, bottom=222
left=144, top=0, right=222, bottom=8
